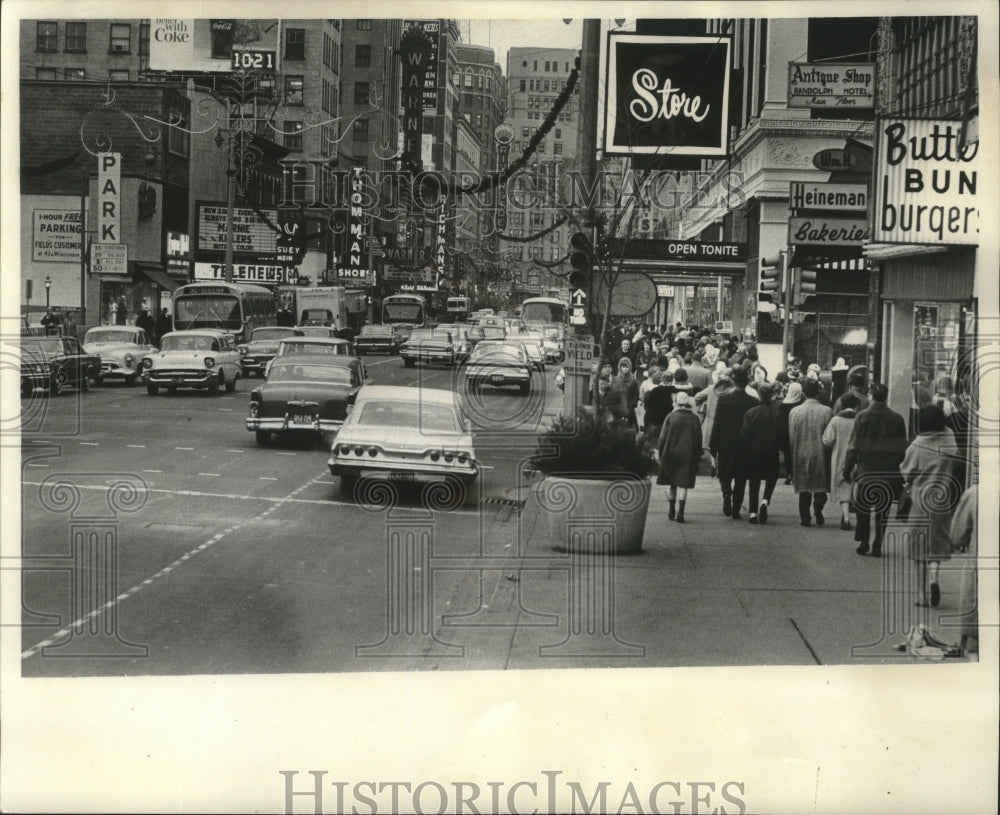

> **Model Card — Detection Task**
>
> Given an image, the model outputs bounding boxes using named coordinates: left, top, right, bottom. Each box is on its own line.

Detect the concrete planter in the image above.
left=536, top=473, right=652, bottom=555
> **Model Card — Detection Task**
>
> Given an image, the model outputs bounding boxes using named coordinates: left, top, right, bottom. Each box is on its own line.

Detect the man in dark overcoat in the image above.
left=709, top=366, right=758, bottom=519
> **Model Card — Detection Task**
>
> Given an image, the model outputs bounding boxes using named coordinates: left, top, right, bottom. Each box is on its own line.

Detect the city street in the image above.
left=19, top=356, right=971, bottom=676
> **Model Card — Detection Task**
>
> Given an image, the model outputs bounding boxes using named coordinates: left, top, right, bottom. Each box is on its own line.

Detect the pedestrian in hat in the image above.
left=739, top=383, right=780, bottom=524
left=657, top=391, right=703, bottom=523
left=709, top=366, right=758, bottom=519
left=788, top=378, right=834, bottom=526
left=777, top=381, right=804, bottom=484
left=822, top=392, right=861, bottom=531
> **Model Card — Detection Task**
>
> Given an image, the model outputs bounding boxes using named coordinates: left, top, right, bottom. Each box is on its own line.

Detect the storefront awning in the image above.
left=133, top=263, right=179, bottom=291
left=862, top=243, right=949, bottom=260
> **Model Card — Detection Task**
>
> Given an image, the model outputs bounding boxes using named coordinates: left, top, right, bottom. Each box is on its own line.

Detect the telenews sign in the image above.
left=604, top=33, right=730, bottom=157
left=787, top=63, right=874, bottom=109
left=32, top=210, right=81, bottom=262
left=873, top=118, right=980, bottom=245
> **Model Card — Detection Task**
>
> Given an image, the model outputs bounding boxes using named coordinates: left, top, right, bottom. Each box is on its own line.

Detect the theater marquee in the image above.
left=604, top=33, right=730, bottom=157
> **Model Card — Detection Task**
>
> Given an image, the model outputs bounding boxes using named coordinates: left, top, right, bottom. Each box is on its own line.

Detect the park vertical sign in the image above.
left=873, top=118, right=980, bottom=245
left=604, top=33, right=730, bottom=157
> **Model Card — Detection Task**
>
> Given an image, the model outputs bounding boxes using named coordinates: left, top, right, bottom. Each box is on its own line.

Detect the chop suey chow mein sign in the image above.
left=604, top=33, right=731, bottom=157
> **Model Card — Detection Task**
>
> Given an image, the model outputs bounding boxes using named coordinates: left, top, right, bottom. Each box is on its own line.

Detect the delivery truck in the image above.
left=294, top=286, right=367, bottom=338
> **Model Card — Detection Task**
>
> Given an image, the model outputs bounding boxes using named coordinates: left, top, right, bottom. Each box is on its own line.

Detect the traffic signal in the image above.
left=568, top=231, right=592, bottom=290
left=758, top=257, right=780, bottom=302
left=798, top=269, right=818, bottom=298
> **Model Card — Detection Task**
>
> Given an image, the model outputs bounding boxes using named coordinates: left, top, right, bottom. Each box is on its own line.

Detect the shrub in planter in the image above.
left=531, top=408, right=657, bottom=478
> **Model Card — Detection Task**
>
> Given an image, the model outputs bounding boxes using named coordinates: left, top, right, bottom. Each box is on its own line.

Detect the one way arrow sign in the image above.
left=571, top=288, right=587, bottom=306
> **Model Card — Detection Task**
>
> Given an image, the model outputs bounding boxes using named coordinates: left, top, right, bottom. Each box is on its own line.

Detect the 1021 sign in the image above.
left=231, top=49, right=276, bottom=71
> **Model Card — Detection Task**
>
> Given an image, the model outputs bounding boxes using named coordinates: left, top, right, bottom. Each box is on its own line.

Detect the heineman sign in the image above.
left=604, top=33, right=730, bottom=157
left=873, top=118, right=980, bottom=245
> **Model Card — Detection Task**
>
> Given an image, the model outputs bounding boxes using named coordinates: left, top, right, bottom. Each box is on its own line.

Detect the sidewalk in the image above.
left=514, top=474, right=975, bottom=667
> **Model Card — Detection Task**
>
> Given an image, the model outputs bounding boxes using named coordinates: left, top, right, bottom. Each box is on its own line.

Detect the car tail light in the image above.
left=204, top=357, right=216, bottom=369
left=354, top=446, right=365, bottom=456
left=249, top=401, right=259, bottom=417
left=457, top=453, right=469, bottom=464
left=368, top=447, right=378, bottom=457
left=141, top=357, right=153, bottom=369
left=429, top=451, right=440, bottom=462
left=443, top=452, right=454, bottom=463
left=338, top=445, right=352, bottom=456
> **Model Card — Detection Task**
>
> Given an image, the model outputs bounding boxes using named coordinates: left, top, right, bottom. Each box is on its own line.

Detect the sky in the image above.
left=463, top=19, right=584, bottom=69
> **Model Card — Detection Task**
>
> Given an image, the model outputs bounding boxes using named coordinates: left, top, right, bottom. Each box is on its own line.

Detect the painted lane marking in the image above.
left=26, top=463, right=50, bottom=468
left=226, top=450, right=245, bottom=453
left=79, top=442, right=99, bottom=446
left=126, top=444, right=146, bottom=449
left=259, top=476, right=278, bottom=481
left=174, top=447, right=194, bottom=451
left=275, top=452, right=297, bottom=456
left=198, top=473, right=221, bottom=477
left=142, top=469, right=162, bottom=474
left=217, top=408, right=234, bottom=412
left=21, top=471, right=331, bottom=661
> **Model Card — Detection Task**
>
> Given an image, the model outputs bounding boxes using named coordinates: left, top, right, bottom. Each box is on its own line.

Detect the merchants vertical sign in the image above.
left=97, top=152, right=121, bottom=244
left=873, top=118, right=980, bottom=245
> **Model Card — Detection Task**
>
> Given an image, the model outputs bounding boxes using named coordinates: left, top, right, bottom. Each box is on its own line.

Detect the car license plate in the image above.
left=173, top=376, right=181, bottom=384
left=292, top=414, right=314, bottom=425
left=491, top=374, right=503, bottom=384
left=389, top=472, right=415, bottom=481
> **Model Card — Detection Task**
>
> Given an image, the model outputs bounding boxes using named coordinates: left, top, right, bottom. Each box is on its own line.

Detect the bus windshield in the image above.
left=174, top=295, right=242, bottom=330
left=520, top=300, right=566, bottom=325
left=383, top=302, right=423, bottom=323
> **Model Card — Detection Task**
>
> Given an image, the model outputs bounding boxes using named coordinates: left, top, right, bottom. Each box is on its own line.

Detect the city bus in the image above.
left=172, top=282, right=277, bottom=344
left=445, top=296, right=471, bottom=323
left=380, top=293, right=427, bottom=340
left=520, top=296, right=568, bottom=328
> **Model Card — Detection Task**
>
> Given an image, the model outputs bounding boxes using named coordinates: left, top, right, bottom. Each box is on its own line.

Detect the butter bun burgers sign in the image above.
left=604, top=33, right=730, bottom=156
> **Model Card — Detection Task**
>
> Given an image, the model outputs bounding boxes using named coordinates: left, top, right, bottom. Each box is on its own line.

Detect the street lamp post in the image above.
left=44, top=276, right=52, bottom=309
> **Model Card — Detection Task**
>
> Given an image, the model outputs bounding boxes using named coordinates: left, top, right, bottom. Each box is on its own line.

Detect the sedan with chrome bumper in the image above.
left=328, top=386, right=477, bottom=495
left=354, top=324, right=401, bottom=355
left=83, top=326, right=156, bottom=385
left=237, top=326, right=304, bottom=377
left=399, top=328, right=457, bottom=368
left=463, top=342, right=532, bottom=394
left=246, top=355, right=365, bottom=446
left=140, top=330, right=241, bottom=395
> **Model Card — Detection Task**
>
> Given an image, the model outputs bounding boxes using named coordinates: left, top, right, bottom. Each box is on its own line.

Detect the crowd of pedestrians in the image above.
left=572, top=319, right=973, bottom=623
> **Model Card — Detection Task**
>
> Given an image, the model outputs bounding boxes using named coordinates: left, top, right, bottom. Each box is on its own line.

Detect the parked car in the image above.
left=399, top=328, right=457, bottom=368
left=327, top=385, right=477, bottom=495
left=140, top=329, right=242, bottom=395
left=265, top=336, right=359, bottom=377
left=354, top=324, right=401, bottom=356
left=82, top=326, right=157, bottom=385
left=20, top=335, right=102, bottom=397
left=246, top=354, right=366, bottom=447
left=237, top=326, right=304, bottom=377
left=463, top=341, right=533, bottom=395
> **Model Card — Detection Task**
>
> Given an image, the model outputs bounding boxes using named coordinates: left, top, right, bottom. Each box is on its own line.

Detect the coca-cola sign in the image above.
left=604, top=33, right=731, bottom=157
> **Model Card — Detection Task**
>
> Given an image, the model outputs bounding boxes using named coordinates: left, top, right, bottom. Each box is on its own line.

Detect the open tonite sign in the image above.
left=604, top=33, right=731, bottom=157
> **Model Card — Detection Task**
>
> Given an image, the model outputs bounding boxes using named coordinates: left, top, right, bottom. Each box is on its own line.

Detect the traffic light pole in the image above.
left=780, top=249, right=792, bottom=366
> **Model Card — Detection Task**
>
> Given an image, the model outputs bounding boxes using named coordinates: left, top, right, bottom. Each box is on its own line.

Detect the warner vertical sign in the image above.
left=604, top=33, right=730, bottom=157
left=873, top=118, right=980, bottom=245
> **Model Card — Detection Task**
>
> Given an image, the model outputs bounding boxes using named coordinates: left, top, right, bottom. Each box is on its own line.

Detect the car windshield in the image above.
left=360, top=326, right=392, bottom=337
left=268, top=363, right=352, bottom=384
left=161, top=335, right=216, bottom=352
left=252, top=327, right=300, bottom=341
left=280, top=341, right=346, bottom=354
left=22, top=338, right=63, bottom=355
left=408, top=330, right=450, bottom=342
left=85, top=329, right=139, bottom=344
left=296, top=326, right=338, bottom=337
left=471, top=344, right=525, bottom=363
left=358, top=401, right=460, bottom=432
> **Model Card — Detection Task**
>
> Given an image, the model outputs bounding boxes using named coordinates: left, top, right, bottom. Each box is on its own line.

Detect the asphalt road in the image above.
left=19, top=353, right=568, bottom=676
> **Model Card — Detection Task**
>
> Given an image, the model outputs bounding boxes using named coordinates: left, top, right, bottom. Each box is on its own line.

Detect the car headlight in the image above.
left=238, top=345, right=248, bottom=356
left=124, top=353, right=134, bottom=367
left=204, top=356, right=216, bottom=369
left=141, top=357, right=153, bottom=370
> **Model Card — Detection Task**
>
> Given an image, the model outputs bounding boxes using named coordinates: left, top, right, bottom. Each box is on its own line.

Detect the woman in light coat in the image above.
left=695, top=370, right=733, bottom=478
left=900, top=404, right=960, bottom=608
left=822, top=392, right=860, bottom=531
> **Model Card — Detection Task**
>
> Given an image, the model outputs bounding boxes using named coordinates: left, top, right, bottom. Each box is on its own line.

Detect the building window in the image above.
left=553, top=142, right=563, bottom=155
left=285, top=28, right=305, bottom=60
left=353, top=118, right=369, bottom=143
left=65, top=22, right=87, bottom=52
left=139, top=22, right=149, bottom=55
left=356, top=19, right=372, bottom=30
left=109, top=23, right=130, bottom=54
left=545, top=61, right=551, bottom=71
left=36, top=67, right=57, bottom=80
left=64, top=68, right=85, bottom=81
left=519, top=79, right=526, bottom=92
left=555, top=128, right=562, bottom=139
left=464, top=72, right=473, bottom=87
left=533, top=60, right=538, bottom=70
left=355, top=44, right=371, bottom=67
left=36, top=21, right=57, bottom=52
left=109, top=70, right=130, bottom=82
left=285, top=75, right=304, bottom=105
left=521, top=126, right=529, bottom=138
left=354, top=81, right=370, bottom=105
left=284, top=121, right=304, bottom=151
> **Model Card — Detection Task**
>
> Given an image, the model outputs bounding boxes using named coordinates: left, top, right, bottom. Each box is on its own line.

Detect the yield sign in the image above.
left=571, top=288, right=587, bottom=306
